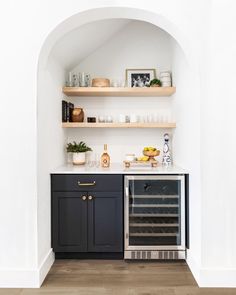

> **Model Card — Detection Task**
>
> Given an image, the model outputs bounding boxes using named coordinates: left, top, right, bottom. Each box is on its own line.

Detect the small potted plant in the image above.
left=149, top=78, right=162, bottom=87
left=66, top=141, right=92, bottom=165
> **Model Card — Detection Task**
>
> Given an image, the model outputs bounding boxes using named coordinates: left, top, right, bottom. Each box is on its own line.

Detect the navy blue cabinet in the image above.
left=52, top=192, right=87, bottom=252
left=88, top=192, right=123, bottom=252
left=51, top=174, right=123, bottom=254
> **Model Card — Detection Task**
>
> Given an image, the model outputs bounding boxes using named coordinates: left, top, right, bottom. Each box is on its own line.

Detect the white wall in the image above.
left=3, top=0, right=236, bottom=289
left=199, top=0, right=236, bottom=287
left=171, top=40, right=202, bottom=273
left=37, top=56, right=66, bottom=266
left=68, top=21, right=173, bottom=162
left=0, top=1, right=39, bottom=287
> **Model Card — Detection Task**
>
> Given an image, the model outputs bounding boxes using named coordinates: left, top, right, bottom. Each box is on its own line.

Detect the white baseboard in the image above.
left=186, top=249, right=201, bottom=285
left=0, top=269, right=40, bottom=288
left=199, top=268, right=236, bottom=288
left=187, top=250, right=236, bottom=287
left=0, top=249, right=54, bottom=288
left=38, top=249, right=55, bottom=286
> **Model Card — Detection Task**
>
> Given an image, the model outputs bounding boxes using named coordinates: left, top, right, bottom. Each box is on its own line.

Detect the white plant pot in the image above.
left=73, top=152, right=86, bottom=165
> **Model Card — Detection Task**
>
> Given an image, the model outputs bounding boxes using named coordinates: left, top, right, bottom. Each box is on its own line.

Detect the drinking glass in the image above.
left=147, top=114, right=154, bottom=123
left=94, top=153, right=100, bottom=168
left=106, top=115, right=113, bottom=123
left=79, top=72, right=86, bottom=87
left=119, top=114, right=126, bottom=123
left=98, top=115, right=105, bottom=123
left=85, top=74, right=91, bottom=87
left=73, top=74, right=79, bottom=87
left=111, top=79, right=118, bottom=87
left=130, top=114, right=137, bottom=123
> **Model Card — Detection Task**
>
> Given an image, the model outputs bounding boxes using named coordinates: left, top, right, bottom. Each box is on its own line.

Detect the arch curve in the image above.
left=38, top=6, right=196, bottom=72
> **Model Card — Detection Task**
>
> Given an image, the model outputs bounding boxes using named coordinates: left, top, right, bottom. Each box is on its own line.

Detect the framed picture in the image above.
left=125, top=69, right=156, bottom=87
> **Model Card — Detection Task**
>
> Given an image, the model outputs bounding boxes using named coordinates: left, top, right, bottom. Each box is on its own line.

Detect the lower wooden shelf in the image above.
left=62, top=122, right=176, bottom=128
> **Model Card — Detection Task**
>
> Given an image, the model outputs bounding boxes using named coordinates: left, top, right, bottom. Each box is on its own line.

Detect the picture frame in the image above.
left=125, top=68, right=156, bottom=87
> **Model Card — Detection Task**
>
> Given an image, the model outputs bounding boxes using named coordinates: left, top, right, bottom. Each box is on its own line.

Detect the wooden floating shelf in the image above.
left=63, top=86, right=176, bottom=97
left=62, top=122, right=176, bottom=128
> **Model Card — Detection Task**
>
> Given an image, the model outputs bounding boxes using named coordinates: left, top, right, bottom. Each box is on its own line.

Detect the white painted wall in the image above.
left=171, top=40, right=202, bottom=273
left=53, top=19, right=131, bottom=70
left=199, top=0, right=236, bottom=287
left=2, top=0, right=236, bottom=289
left=37, top=56, right=66, bottom=266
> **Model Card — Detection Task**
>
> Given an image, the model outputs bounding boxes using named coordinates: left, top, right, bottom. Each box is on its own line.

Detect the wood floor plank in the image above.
left=2, top=260, right=236, bottom=295
left=0, top=290, right=22, bottom=295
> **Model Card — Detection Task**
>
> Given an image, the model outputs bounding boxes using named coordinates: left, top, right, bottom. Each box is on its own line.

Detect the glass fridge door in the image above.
left=125, top=175, right=185, bottom=250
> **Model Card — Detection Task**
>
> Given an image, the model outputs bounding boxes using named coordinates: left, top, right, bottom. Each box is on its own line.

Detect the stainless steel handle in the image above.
left=88, top=195, right=93, bottom=200
left=78, top=181, right=96, bottom=186
left=125, top=187, right=129, bottom=197
left=81, top=195, right=87, bottom=201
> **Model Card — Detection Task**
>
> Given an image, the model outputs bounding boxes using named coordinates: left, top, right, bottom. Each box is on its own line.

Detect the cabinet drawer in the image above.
left=51, top=174, right=123, bottom=192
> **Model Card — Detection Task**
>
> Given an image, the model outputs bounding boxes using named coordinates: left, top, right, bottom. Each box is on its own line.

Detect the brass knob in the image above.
left=81, top=195, right=87, bottom=201
left=88, top=195, right=93, bottom=200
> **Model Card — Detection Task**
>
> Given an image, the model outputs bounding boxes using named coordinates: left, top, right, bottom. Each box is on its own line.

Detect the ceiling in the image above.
left=52, top=19, right=131, bottom=70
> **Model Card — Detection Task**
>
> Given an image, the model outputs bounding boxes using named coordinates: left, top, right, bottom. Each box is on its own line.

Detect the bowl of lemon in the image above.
left=142, top=146, right=160, bottom=160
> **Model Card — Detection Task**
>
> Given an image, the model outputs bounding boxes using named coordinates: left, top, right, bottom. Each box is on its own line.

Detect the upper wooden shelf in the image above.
left=63, top=86, right=176, bottom=97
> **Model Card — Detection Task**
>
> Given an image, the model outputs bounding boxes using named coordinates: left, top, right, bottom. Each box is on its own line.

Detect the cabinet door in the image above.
left=87, top=192, right=123, bottom=252
left=52, top=192, right=87, bottom=252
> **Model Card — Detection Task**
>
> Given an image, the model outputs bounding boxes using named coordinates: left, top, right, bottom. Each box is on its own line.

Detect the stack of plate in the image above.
left=160, top=71, right=172, bottom=87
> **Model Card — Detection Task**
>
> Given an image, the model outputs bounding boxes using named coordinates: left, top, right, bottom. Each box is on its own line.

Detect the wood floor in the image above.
left=0, top=260, right=236, bottom=295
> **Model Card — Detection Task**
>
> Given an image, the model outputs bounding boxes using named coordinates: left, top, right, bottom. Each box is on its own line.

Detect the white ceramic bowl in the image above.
left=125, top=154, right=136, bottom=161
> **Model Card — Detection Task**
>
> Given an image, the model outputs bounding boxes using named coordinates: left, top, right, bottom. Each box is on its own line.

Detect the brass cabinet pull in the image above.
left=78, top=181, right=96, bottom=186
left=88, top=195, right=93, bottom=200
left=81, top=195, right=87, bottom=201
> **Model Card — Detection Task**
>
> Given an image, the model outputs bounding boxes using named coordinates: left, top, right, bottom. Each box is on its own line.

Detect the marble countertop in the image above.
left=51, top=163, right=188, bottom=174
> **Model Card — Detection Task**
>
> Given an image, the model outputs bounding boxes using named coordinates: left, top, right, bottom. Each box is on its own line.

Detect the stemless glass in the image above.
left=79, top=72, right=86, bottom=87
left=85, top=74, right=91, bottom=87
left=94, top=153, right=100, bottom=168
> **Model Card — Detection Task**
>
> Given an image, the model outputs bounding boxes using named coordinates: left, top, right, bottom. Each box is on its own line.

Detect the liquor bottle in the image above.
left=101, top=144, right=110, bottom=168
left=162, top=133, right=172, bottom=166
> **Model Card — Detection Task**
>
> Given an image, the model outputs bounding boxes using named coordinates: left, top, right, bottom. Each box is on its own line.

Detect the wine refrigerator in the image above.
left=124, top=175, right=186, bottom=260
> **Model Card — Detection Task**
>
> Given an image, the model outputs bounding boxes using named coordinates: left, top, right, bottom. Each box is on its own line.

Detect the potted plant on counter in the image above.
left=66, top=141, right=92, bottom=165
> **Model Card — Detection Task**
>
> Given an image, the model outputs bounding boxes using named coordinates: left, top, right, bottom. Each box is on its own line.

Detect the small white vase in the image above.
left=73, top=152, right=86, bottom=165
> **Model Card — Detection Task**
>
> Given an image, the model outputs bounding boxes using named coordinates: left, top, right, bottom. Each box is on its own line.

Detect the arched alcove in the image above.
left=37, top=7, right=201, bottom=281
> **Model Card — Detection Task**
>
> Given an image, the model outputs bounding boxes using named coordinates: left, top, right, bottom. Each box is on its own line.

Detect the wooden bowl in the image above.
left=143, top=150, right=160, bottom=157
left=92, top=78, right=110, bottom=87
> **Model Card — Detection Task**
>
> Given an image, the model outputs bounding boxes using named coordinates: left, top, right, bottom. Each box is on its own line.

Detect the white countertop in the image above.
left=51, top=163, right=188, bottom=174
